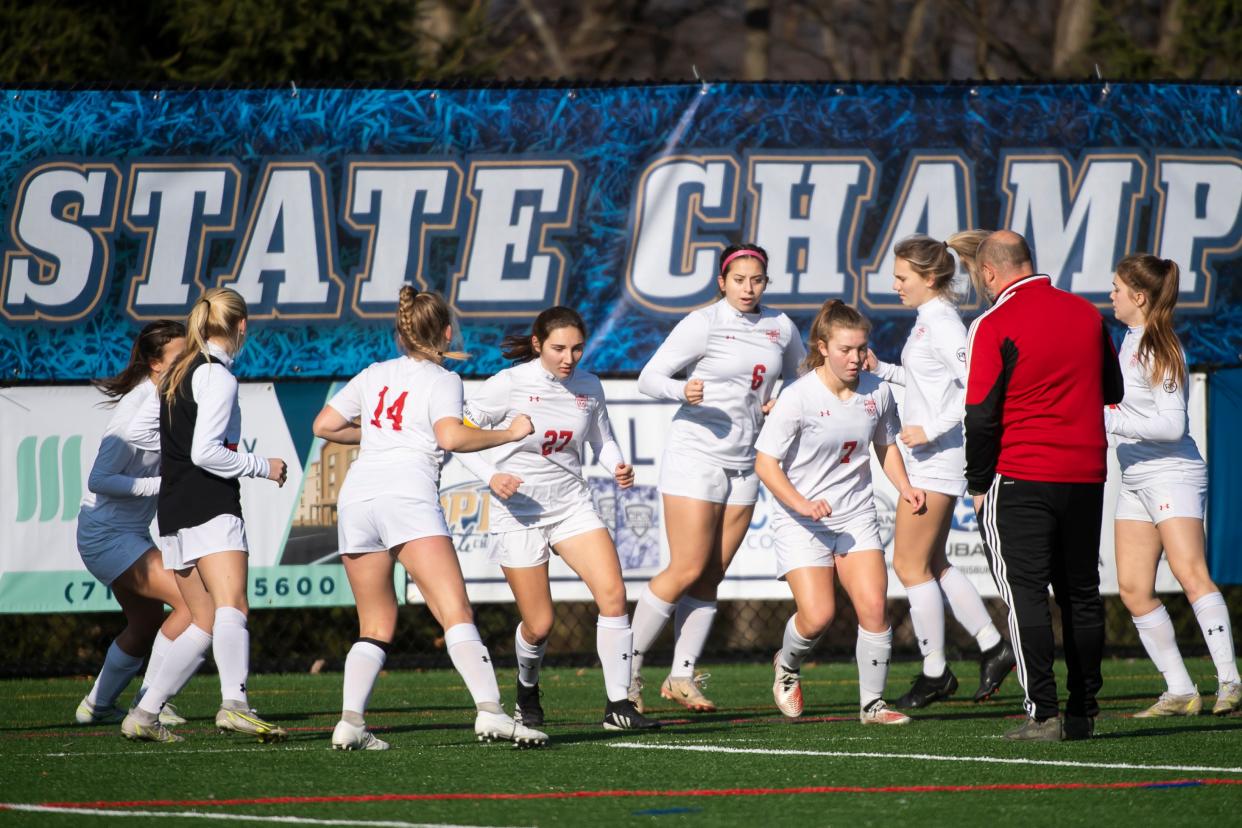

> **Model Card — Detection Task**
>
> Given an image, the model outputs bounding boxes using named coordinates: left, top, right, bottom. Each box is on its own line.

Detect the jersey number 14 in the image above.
left=370, top=386, right=409, bottom=431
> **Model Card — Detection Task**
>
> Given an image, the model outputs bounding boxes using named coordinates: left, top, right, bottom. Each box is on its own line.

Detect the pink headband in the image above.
left=720, top=249, right=767, bottom=275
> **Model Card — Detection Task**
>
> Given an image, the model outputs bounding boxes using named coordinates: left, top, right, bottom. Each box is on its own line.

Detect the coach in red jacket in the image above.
left=964, top=230, right=1124, bottom=742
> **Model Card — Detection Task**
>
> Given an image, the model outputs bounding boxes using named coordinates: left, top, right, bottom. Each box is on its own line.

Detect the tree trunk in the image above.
left=743, top=0, right=771, bottom=80
left=1156, top=0, right=1183, bottom=68
left=975, top=0, right=990, bottom=78
left=1052, top=0, right=1093, bottom=77
left=898, top=0, right=931, bottom=78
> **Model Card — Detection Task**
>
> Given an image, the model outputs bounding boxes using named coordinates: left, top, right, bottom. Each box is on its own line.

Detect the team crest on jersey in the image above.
left=1163, top=378, right=1178, bottom=393
left=956, top=347, right=966, bottom=363
left=914, top=326, right=927, bottom=340
left=575, top=394, right=589, bottom=410
left=864, top=397, right=878, bottom=418
left=762, top=327, right=780, bottom=343
left=1129, top=353, right=1140, bottom=367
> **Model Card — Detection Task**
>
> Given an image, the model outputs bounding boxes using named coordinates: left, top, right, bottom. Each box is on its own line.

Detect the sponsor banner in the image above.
left=1, top=377, right=1203, bottom=611
left=0, top=85, right=1239, bottom=383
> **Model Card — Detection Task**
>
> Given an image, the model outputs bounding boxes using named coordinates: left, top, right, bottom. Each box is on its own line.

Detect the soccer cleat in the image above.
left=514, top=679, right=545, bottom=727
left=121, top=710, right=183, bottom=743
left=474, top=709, right=548, bottom=747
left=627, top=674, right=645, bottom=714
left=974, top=640, right=1017, bottom=701
left=158, top=702, right=188, bottom=727
left=1062, top=715, right=1094, bottom=741
left=1003, top=716, right=1062, bottom=741
left=772, top=653, right=803, bottom=718
left=1213, top=680, right=1242, bottom=715
left=215, top=704, right=288, bottom=743
left=659, top=673, right=716, bottom=713
left=1133, top=690, right=1202, bottom=718
left=602, top=698, right=661, bottom=731
left=75, top=697, right=126, bottom=725
left=895, top=668, right=959, bottom=710
left=860, top=698, right=910, bottom=725
left=331, top=719, right=390, bottom=751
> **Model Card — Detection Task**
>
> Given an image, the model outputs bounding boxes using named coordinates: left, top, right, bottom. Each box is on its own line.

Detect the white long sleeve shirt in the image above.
left=1106, top=326, right=1205, bottom=488
left=187, top=342, right=269, bottom=481
left=78, top=379, right=162, bottom=535
left=638, top=298, right=805, bottom=469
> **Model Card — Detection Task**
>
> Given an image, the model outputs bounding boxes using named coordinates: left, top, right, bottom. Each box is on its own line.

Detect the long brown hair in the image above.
left=1115, top=254, right=1186, bottom=389
left=501, top=306, right=586, bottom=363
left=396, top=285, right=468, bottom=363
left=804, top=300, right=871, bottom=372
left=95, top=320, right=186, bottom=403
left=898, top=229, right=990, bottom=303
left=162, top=288, right=248, bottom=405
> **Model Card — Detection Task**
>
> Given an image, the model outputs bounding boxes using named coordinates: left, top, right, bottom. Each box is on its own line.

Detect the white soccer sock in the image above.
left=135, top=630, right=175, bottom=703
left=629, top=586, right=675, bottom=678
left=86, top=641, right=144, bottom=709
left=938, top=566, right=1002, bottom=651
left=905, top=579, right=947, bottom=678
left=778, top=615, right=819, bottom=672
left=669, top=597, right=716, bottom=679
left=136, top=624, right=212, bottom=716
left=856, top=626, right=893, bottom=708
left=514, top=624, right=546, bottom=688
left=213, top=606, right=251, bottom=706
left=342, top=640, right=388, bottom=717
left=597, top=614, right=634, bottom=703
left=1193, top=592, right=1240, bottom=684
left=444, top=623, right=501, bottom=708
left=1132, top=604, right=1196, bottom=696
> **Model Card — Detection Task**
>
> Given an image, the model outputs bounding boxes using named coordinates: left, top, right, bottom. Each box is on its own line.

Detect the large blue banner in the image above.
left=1, top=83, right=1239, bottom=380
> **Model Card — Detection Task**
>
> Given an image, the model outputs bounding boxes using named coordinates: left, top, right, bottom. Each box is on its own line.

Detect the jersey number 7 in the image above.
left=371, top=386, right=409, bottom=431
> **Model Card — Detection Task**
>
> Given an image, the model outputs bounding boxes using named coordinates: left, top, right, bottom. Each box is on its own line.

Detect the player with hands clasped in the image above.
left=866, top=233, right=1015, bottom=709
left=313, top=287, right=548, bottom=750
left=629, top=243, right=805, bottom=713
left=755, top=300, right=923, bottom=726
left=455, top=307, right=659, bottom=732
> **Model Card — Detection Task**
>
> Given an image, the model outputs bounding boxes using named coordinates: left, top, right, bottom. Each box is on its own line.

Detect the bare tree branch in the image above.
left=943, top=0, right=1039, bottom=78
left=898, top=0, right=931, bottom=78
left=744, top=0, right=771, bottom=80
left=518, top=0, right=571, bottom=76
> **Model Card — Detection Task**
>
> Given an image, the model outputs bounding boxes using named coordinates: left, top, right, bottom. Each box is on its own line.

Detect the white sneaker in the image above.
left=860, top=699, right=910, bottom=725
left=331, top=719, right=390, bottom=751
left=1214, top=680, right=1242, bottom=715
left=474, top=709, right=548, bottom=747
left=75, top=697, right=125, bottom=725
left=159, top=702, right=188, bottom=726
left=772, top=653, right=803, bottom=718
left=121, top=709, right=183, bottom=743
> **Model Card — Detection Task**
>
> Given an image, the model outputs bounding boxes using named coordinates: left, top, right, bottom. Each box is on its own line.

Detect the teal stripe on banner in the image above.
left=15, top=436, right=36, bottom=522
left=37, top=436, right=59, bottom=522
left=61, top=435, right=82, bottom=521
left=273, top=381, right=335, bottom=468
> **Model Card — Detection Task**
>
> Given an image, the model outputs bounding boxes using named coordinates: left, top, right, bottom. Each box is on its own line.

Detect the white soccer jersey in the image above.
left=873, top=296, right=968, bottom=484
left=328, top=356, right=465, bottom=507
left=78, top=379, right=162, bottom=535
left=638, top=298, right=806, bottom=468
left=458, top=359, right=625, bottom=530
left=1106, top=326, right=1205, bottom=489
left=754, top=370, right=900, bottom=530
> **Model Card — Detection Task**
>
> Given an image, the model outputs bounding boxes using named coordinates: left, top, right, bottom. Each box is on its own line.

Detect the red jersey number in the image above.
left=750, top=364, right=767, bottom=390
left=541, top=430, right=574, bottom=455
left=839, top=440, right=858, bottom=464
left=370, top=386, right=409, bottom=431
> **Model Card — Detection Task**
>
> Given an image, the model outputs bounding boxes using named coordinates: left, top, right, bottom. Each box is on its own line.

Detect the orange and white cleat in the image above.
left=772, top=653, right=803, bottom=718
left=660, top=673, right=716, bottom=712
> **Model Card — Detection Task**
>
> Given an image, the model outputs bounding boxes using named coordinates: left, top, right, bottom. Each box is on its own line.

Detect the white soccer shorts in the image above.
left=160, top=514, right=248, bottom=571
left=773, top=511, right=884, bottom=580
left=1116, top=480, right=1206, bottom=525
left=491, top=505, right=608, bottom=568
left=337, top=495, right=450, bottom=555
left=658, top=450, right=760, bottom=506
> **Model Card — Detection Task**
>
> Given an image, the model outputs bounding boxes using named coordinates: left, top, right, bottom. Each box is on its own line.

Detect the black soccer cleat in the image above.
left=895, top=667, right=959, bottom=709
left=602, top=698, right=661, bottom=731
left=974, top=640, right=1017, bottom=702
left=514, top=679, right=545, bottom=727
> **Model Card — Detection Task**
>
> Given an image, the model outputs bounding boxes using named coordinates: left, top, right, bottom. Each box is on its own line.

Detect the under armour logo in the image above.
left=920, top=639, right=928, bottom=646
left=682, top=659, right=692, bottom=668
left=239, top=683, right=247, bottom=694
left=632, top=649, right=640, bottom=657
left=621, top=653, right=629, bottom=661
left=1208, top=626, right=1226, bottom=636
left=481, top=655, right=490, bottom=663
left=871, top=659, right=889, bottom=667
left=528, top=395, right=541, bottom=403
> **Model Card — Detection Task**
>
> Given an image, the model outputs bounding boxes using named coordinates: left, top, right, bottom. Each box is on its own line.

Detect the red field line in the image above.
left=33, top=778, right=1242, bottom=809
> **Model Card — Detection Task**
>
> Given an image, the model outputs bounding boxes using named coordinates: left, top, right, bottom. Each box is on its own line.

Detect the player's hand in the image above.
left=901, top=487, right=927, bottom=515
left=761, top=397, right=777, bottom=415
left=507, top=413, right=534, bottom=440
left=864, top=349, right=879, bottom=371
left=795, top=496, right=832, bottom=520
left=613, top=462, right=635, bottom=489
left=684, top=378, right=704, bottom=405
left=266, top=458, right=288, bottom=487
left=489, top=473, right=523, bottom=500
left=899, top=425, right=929, bottom=448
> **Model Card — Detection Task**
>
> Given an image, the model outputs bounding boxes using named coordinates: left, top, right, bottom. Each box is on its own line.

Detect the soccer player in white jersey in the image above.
left=865, top=234, right=1016, bottom=710
left=75, top=321, right=194, bottom=728
left=121, top=288, right=289, bottom=744
left=630, top=243, right=806, bottom=712
left=454, top=306, right=659, bottom=732
left=1107, top=254, right=1239, bottom=717
left=755, top=300, right=923, bottom=725
left=312, top=287, right=548, bottom=750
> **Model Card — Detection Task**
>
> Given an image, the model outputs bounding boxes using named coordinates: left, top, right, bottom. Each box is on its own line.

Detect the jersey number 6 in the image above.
left=541, top=430, right=573, bottom=455
left=750, top=364, right=766, bottom=390
left=370, top=386, right=409, bottom=431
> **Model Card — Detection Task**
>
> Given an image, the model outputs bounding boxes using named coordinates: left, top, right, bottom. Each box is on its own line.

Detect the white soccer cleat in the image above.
left=1134, top=690, right=1201, bottom=718
left=331, top=719, right=390, bottom=751
left=474, top=709, right=548, bottom=748
left=1213, top=680, right=1242, bottom=715
left=121, top=710, right=183, bottom=743
left=158, top=702, right=188, bottom=726
left=772, top=653, right=804, bottom=718
left=860, top=699, right=910, bottom=725
left=215, top=703, right=288, bottom=743
left=75, top=697, right=126, bottom=725
left=659, top=673, right=716, bottom=712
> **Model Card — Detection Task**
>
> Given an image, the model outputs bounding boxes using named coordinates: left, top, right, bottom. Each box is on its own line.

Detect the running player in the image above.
left=75, top=321, right=193, bottom=727
left=312, top=286, right=548, bottom=750
left=630, top=243, right=805, bottom=712
left=121, top=288, right=289, bottom=744
left=755, top=300, right=921, bottom=725
left=1108, top=254, right=1239, bottom=716
left=454, top=307, right=659, bottom=731
left=866, top=234, right=1015, bottom=709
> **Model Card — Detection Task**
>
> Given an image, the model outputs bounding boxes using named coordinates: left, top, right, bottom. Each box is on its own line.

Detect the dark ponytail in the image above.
left=501, top=306, right=587, bottom=363
left=95, top=320, right=186, bottom=403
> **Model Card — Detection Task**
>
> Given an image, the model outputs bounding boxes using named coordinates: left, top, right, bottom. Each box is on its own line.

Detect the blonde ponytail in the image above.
left=161, top=288, right=248, bottom=405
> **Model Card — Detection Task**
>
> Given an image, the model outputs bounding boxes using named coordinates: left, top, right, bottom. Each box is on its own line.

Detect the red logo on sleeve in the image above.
left=575, top=394, right=589, bottom=410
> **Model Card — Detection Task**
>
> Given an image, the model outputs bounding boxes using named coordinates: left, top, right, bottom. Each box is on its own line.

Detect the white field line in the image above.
left=609, top=742, right=1242, bottom=775
left=40, top=747, right=321, bottom=758
left=1, top=803, right=527, bottom=828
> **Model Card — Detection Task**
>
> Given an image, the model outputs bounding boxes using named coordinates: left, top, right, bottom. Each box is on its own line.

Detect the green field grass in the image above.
left=3, top=657, right=1241, bottom=826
